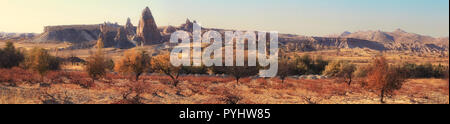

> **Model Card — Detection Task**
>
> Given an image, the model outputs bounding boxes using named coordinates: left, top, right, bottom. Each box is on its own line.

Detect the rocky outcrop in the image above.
left=136, top=7, right=162, bottom=45
left=125, top=18, right=136, bottom=36
left=179, top=19, right=197, bottom=32
left=115, top=27, right=135, bottom=49
left=99, top=23, right=120, bottom=48
left=163, top=26, right=177, bottom=35
left=28, top=6, right=447, bottom=54
left=97, top=23, right=136, bottom=49
left=33, top=24, right=121, bottom=43
left=337, top=29, right=449, bottom=52
left=282, top=37, right=387, bottom=52
left=35, top=25, right=99, bottom=43
left=0, top=32, right=37, bottom=40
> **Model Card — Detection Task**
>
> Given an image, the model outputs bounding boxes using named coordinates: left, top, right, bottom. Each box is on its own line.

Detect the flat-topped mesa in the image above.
left=136, top=6, right=162, bottom=45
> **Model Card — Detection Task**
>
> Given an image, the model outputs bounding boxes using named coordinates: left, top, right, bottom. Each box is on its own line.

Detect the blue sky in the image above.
left=0, top=0, right=448, bottom=37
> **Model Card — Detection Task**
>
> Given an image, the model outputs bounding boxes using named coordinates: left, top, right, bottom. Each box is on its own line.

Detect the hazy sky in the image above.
left=0, top=0, right=448, bottom=37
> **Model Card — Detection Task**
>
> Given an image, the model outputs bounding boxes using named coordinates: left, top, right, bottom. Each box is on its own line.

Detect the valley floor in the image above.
left=1, top=74, right=448, bottom=104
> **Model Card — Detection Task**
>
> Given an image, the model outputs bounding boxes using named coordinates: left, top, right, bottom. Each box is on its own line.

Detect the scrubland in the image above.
left=1, top=68, right=448, bottom=104
left=1, top=41, right=448, bottom=104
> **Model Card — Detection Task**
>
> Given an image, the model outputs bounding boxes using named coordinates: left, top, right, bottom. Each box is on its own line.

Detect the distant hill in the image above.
left=28, top=23, right=449, bottom=55
left=21, top=6, right=447, bottom=54
left=0, top=32, right=38, bottom=40
left=33, top=24, right=111, bottom=43
left=334, top=29, right=448, bottom=53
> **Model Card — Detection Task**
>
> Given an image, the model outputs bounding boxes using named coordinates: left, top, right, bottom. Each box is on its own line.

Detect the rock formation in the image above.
left=125, top=18, right=136, bottom=36
left=136, top=7, right=162, bottom=45
left=96, top=32, right=105, bottom=49
left=34, top=25, right=102, bottom=43
left=99, top=23, right=120, bottom=48
left=180, top=19, right=194, bottom=32
left=163, top=26, right=177, bottom=35
left=29, top=6, right=448, bottom=54
left=115, top=27, right=136, bottom=49
left=0, top=32, right=37, bottom=40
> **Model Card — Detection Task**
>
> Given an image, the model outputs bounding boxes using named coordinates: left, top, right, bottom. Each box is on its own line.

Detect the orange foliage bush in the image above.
left=366, top=56, right=406, bottom=103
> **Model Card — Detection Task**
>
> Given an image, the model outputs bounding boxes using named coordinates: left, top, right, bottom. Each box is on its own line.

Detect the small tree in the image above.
left=293, top=54, right=312, bottom=75
left=116, top=81, right=151, bottom=104
left=151, top=54, right=183, bottom=86
left=277, top=52, right=295, bottom=83
left=354, top=65, right=371, bottom=78
left=323, top=60, right=356, bottom=85
left=211, top=60, right=259, bottom=84
left=292, top=54, right=329, bottom=75
left=85, top=40, right=108, bottom=83
left=0, top=42, right=24, bottom=68
left=224, top=65, right=259, bottom=84
left=115, top=48, right=151, bottom=81
left=22, top=47, right=61, bottom=81
left=181, top=65, right=208, bottom=75
left=366, top=56, right=406, bottom=103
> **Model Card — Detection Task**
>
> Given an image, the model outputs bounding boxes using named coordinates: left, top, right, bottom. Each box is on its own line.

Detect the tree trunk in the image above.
left=380, top=88, right=386, bottom=103
left=347, top=75, right=352, bottom=86
left=135, top=74, right=140, bottom=81
left=169, top=75, right=178, bottom=87
left=41, top=75, right=45, bottom=83
left=173, top=80, right=179, bottom=87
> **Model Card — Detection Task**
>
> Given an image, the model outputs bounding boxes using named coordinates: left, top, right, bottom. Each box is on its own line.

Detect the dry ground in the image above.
left=1, top=73, right=448, bottom=104
left=296, top=48, right=449, bottom=66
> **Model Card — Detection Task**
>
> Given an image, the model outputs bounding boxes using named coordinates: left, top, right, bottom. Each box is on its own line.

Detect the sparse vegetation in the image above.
left=366, top=56, right=406, bottom=103
left=354, top=65, right=371, bottom=78
left=151, top=54, right=183, bottom=86
left=323, top=60, right=356, bottom=85
left=399, top=63, right=449, bottom=79
left=84, top=40, right=109, bottom=84
left=212, top=65, right=259, bottom=84
left=0, top=42, right=24, bottom=69
left=0, top=41, right=448, bottom=104
left=114, top=81, right=151, bottom=104
left=292, top=54, right=329, bottom=75
left=21, top=47, right=61, bottom=80
left=277, top=53, right=296, bottom=83
left=115, top=48, right=151, bottom=81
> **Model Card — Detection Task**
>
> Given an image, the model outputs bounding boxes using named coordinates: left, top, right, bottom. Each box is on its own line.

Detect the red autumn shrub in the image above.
left=0, top=67, right=40, bottom=85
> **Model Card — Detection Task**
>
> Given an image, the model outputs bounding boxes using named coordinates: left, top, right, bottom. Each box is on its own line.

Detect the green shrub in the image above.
left=22, top=47, right=61, bottom=78
left=323, top=60, right=356, bottom=85
left=292, top=54, right=329, bottom=75
left=399, top=63, right=448, bottom=78
left=0, top=42, right=24, bottom=68
left=85, top=40, right=109, bottom=82
left=354, top=65, right=371, bottom=78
